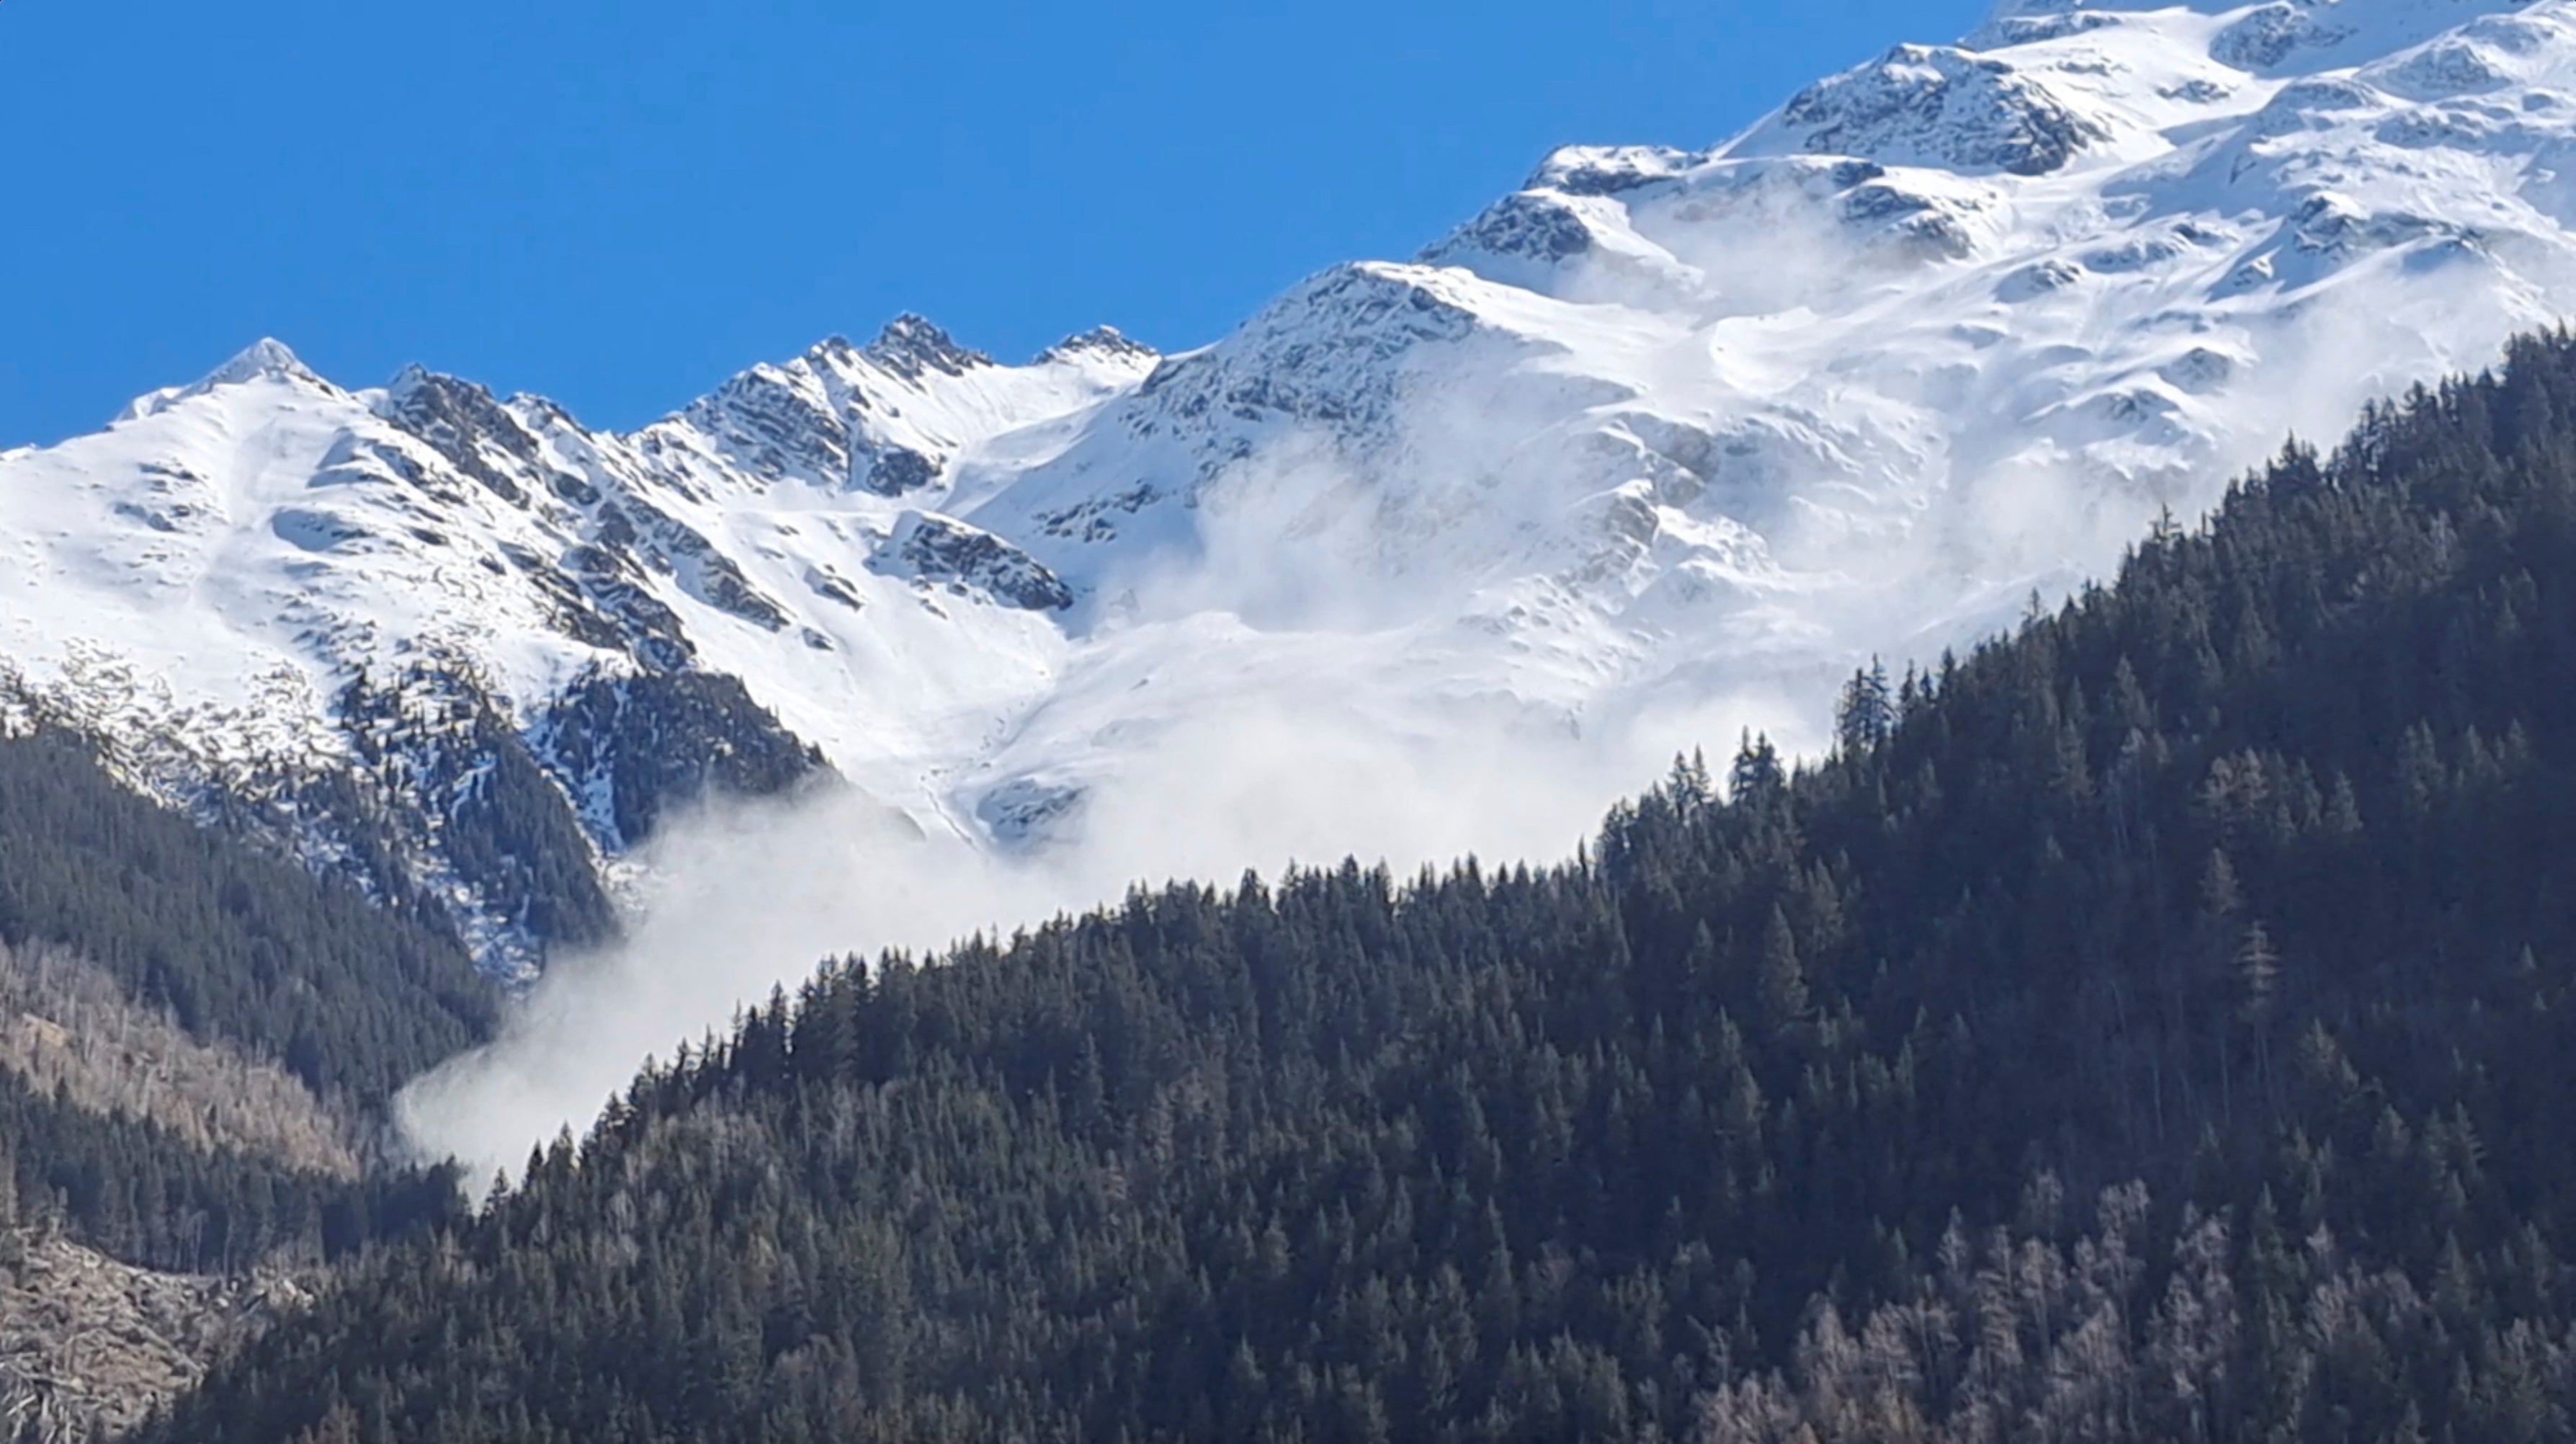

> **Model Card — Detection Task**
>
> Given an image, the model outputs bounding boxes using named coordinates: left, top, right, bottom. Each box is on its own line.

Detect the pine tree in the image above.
left=1728, top=731, right=1785, bottom=807
left=1835, top=659, right=1895, bottom=758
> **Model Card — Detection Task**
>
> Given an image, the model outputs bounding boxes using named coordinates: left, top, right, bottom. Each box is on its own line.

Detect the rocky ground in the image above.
left=0, top=1229, right=303, bottom=1444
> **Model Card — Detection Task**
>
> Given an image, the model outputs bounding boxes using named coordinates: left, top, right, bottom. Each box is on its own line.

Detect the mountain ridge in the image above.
left=7, top=0, right=2575, bottom=973
left=130, top=318, right=2576, bottom=1444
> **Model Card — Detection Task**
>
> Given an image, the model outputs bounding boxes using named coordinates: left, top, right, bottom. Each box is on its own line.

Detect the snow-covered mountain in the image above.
left=10, top=0, right=2576, bottom=973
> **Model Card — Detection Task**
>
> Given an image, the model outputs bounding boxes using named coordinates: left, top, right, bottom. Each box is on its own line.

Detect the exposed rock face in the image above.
left=10, top=0, right=2576, bottom=936
left=864, top=313, right=992, bottom=380
left=857, top=444, right=939, bottom=496
left=532, top=670, right=829, bottom=850
left=877, top=513, right=1075, bottom=612
left=380, top=367, right=542, bottom=507
left=1421, top=192, right=1603, bottom=269
left=1763, top=43, right=2108, bottom=175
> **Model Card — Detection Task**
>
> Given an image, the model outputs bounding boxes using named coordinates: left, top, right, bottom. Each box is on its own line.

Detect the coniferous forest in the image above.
left=0, top=726, right=498, bottom=1101
left=79, top=326, right=2576, bottom=1438
left=0, top=728, right=486, bottom=1271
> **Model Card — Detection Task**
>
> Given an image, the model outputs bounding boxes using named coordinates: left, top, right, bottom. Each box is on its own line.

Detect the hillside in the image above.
left=0, top=723, right=485, bottom=1268
left=0, top=1227, right=292, bottom=1444
left=16, top=0, right=2576, bottom=973
left=0, top=727, right=494, bottom=1440
left=0, top=725, right=493, bottom=1105
left=135, top=329, right=2576, bottom=1443
left=0, top=940, right=360, bottom=1182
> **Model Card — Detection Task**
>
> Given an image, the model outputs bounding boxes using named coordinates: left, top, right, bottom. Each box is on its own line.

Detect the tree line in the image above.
left=0, top=728, right=486, bottom=1270
left=133, top=326, right=2576, bottom=1441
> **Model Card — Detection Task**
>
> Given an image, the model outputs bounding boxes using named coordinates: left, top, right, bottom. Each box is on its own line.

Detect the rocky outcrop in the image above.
left=531, top=669, right=828, bottom=851
left=1766, top=43, right=2108, bottom=174
left=877, top=512, right=1075, bottom=612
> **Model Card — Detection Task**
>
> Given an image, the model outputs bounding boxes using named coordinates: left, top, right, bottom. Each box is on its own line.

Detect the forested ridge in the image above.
left=0, top=728, right=486, bottom=1273
left=135, top=328, right=2576, bottom=1442
left=0, top=727, right=495, bottom=1102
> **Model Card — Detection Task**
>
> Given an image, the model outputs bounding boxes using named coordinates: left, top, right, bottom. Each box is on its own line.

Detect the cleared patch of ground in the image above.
left=0, top=1226, right=304, bottom=1443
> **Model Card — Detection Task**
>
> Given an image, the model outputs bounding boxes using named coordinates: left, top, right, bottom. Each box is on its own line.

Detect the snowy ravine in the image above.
left=8, top=0, right=2576, bottom=975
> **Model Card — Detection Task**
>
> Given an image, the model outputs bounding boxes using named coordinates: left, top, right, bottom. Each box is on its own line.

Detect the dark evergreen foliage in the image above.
left=535, top=669, right=828, bottom=850
left=136, top=328, right=2576, bottom=1441
left=331, top=654, right=823, bottom=960
left=0, top=728, right=491, bottom=1270
left=337, top=661, right=622, bottom=952
left=0, top=1070, right=465, bottom=1273
left=0, top=728, right=496, bottom=1102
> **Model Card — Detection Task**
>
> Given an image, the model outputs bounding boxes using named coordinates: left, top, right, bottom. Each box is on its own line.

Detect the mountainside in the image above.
left=0, top=1226, right=291, bottom=1444
left=134, top=325, right=2576, bottom=1444
left=0, top=728, right=484, bottom=1440
left=0, top=735, right=478, bottom=1252
left=16, top=0, right=2576, bottom=972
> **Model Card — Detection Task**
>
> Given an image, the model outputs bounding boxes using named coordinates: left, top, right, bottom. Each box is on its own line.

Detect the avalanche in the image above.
left=7, top=0, right=2576, bottom=973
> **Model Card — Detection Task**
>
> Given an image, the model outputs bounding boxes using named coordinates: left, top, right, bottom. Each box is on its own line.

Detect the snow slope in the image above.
left=11, top=0, right=2576, bottom=972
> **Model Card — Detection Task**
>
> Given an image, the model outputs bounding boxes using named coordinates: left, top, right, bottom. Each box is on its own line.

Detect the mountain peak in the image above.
left=1977, top=0, right=2091, bottom=21
left=200, top=338, right=318, bottom=390
left=383, top=362, right=439, bottom=401
left=1037, top=325, right=1160, bottom=367
left=111, top=339, right=328, bottom=424
left=865, top=314, right=990, bottom=379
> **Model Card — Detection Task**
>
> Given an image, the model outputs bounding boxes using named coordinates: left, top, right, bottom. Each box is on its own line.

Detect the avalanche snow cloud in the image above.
left=9, top=0, right=2576, bottom=1173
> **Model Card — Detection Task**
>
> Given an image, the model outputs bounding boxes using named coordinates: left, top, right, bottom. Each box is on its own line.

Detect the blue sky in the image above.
left=0, top=0, right=1987, bottom=446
